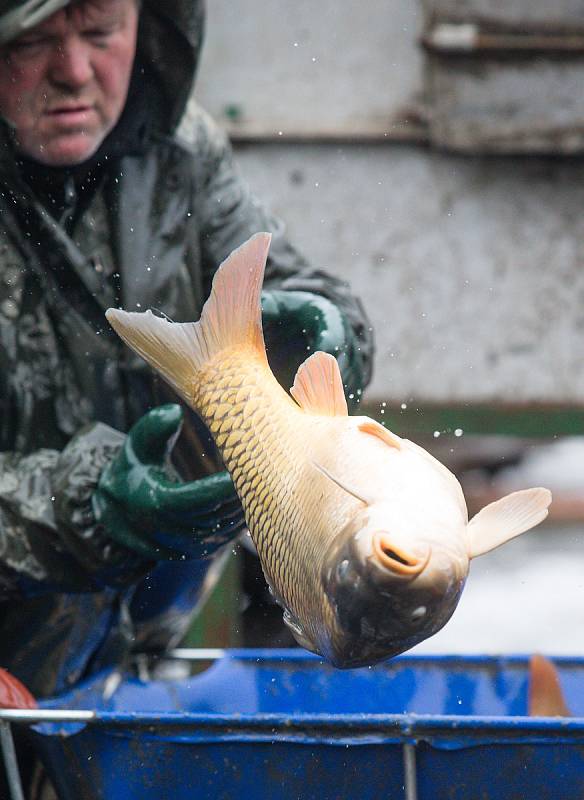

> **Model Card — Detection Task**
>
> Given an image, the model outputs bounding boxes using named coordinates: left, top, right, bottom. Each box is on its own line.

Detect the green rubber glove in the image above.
left=92, top=405, right=245, bottom=561
left=261, top=290, right=365, bottom=409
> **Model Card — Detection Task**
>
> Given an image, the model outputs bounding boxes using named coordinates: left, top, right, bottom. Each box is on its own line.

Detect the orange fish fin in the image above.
left=528, top=655, right=570, bottom=717
left=356, top=418, right=401, bottom=450
left=0, top=667, right=37, bottom=710
left=106, top=233, right=271, bottom=401
left=291, top=352, right=348, bottom=416
left=467, top=488, right=551, bottom=558
left=312, top=461, right=373, bottom=505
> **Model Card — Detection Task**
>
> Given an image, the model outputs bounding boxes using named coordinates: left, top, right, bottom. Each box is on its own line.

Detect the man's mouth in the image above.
left=46, top=105, right=95, bottom=126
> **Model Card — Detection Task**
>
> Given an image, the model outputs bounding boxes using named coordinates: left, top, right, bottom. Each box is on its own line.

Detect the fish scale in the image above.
left=192, top=350, right=336, bottom=644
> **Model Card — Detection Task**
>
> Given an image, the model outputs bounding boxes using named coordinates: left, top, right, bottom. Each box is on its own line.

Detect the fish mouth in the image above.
left=372, top=532, right=431, bottom=577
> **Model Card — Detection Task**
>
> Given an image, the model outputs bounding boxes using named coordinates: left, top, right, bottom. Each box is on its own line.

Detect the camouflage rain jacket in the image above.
left=0, top=0, right=374, bottom=697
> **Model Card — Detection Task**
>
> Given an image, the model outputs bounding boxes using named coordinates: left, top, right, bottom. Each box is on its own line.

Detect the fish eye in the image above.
left=336, top=559, right=350, bottom=580
left=411, top=606, right=427, bottom=620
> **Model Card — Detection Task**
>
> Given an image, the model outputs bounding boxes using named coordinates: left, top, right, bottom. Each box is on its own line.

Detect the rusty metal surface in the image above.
left=233, top=142, right=584, bottom=404
left=421, top=2, right=584, bottom=153
left=425, top=55, right=584, bottom=153
left=423, top=25, right=584, bottom=53
left=423, top=0, right=584, bottom=29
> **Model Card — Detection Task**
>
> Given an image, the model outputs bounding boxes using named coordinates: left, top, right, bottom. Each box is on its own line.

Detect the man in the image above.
left=0, top=0, right=373, bottom=706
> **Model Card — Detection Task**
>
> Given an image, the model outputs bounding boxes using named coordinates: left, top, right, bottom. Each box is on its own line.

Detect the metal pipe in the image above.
left=0, top=721, right=25, bottom=800
left=0, top=710, right=95, bottom=723
left=403, top=743, right=418, bottom=800
left=423, top=23, right=584, bottom=53
left=167, top=648, right=227, bottom=661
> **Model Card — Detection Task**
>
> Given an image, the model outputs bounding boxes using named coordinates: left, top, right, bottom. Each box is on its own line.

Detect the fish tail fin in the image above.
left=106, top=233, right=271, bottom=402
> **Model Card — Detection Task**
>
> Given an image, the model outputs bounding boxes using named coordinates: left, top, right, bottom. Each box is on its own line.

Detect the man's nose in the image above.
left=48, top=37, right=93, bottom=89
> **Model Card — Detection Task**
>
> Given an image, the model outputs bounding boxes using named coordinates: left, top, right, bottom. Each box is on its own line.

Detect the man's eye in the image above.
left=85, top=28, right=113, bottom=43
left=9, top=38, right=46, bottom=52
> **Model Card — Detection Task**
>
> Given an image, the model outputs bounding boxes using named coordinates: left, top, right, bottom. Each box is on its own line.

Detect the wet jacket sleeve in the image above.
left=188, top=108, right=374, bottom=387
left=0, top=424, right=151, bottom=597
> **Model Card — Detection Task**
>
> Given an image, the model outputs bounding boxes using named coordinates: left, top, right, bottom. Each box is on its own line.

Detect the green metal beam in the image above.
left=361, top=403, right=584, bottom=438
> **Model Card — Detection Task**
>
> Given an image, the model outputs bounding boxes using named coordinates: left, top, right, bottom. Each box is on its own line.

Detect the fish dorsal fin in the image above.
left=106, top=233, right=271, bottom=402
left=528, top=655, right=570, bottom=717
left=467, top=487, right=552, bottom=558
left=356, top=418, right=401, bottom=449
left=312, top=461, right=373, bottom=505
left=291, top=352, right=348, bottom=416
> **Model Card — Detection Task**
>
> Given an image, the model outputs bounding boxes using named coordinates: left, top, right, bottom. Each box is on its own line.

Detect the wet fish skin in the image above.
left=191, top=354, right=467, bottom=666
left=106, top=233, right=552, bottom=669
left=192, top=352, right=349, bottom=661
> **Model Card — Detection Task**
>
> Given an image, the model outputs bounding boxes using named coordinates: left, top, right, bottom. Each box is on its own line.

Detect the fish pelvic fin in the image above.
left=528, top=654, right=571, bottom=717
left=467, top=487, right=552, bottom=559
left=106, top=233, right=271, bottom=401
left=291, top=351, right=348, bottom=416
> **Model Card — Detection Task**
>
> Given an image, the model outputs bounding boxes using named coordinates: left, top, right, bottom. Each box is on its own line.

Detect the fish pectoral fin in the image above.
left=467, top=487, right=552, bottom=558
left=283, top=610, right=319, bottom=654
left=291, top=352, right=348, bottom=416
left=356, top=418, right=401, bottom=449
left=312, top=461, right=373, bottom=505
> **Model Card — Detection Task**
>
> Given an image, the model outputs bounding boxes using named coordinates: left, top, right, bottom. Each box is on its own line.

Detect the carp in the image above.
left=106, top=233, right=551, bottom=668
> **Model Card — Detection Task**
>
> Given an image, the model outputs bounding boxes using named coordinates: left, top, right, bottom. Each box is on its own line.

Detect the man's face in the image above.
left=0, top=0, right=139, bottom=166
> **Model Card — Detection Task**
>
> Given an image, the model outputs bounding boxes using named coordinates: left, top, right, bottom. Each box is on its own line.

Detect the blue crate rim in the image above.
left=163, top=648, right=584, bottom=667
left=3, top=650, right=582, bottom=748
left=1, top=710, right=581, bottom=751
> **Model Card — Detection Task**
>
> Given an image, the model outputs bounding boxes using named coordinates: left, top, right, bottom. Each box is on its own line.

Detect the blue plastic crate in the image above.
left=4, top=650, right=584, bottom=800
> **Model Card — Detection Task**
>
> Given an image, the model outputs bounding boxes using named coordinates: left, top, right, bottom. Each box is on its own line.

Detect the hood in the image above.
left=138, top=0, right=205, bottom=134
left=0, top=0, right=205, bottom=138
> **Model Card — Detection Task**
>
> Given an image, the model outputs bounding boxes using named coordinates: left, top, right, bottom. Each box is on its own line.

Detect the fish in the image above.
left=106, top=232, right=552, bottom=669
left=528, top=654, right=570, bottom=717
